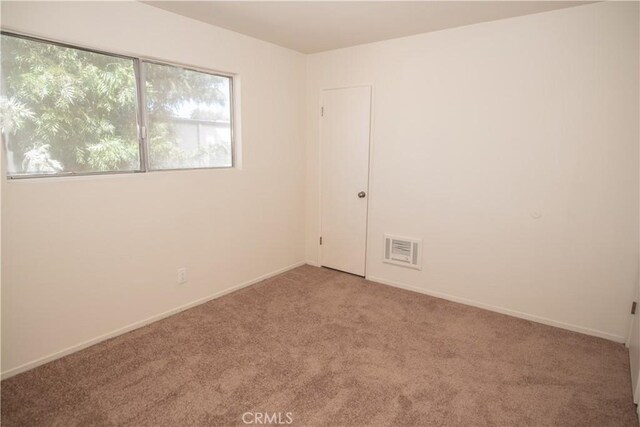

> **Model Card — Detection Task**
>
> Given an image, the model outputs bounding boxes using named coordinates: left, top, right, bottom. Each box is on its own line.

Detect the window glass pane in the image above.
left=1, top=34, right=140, bottom=176
left=145, top=62, right=232, bottom=170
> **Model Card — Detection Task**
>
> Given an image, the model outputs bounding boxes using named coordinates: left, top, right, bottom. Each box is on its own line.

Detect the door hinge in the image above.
left=321, top=106, right=324, bottom=117
left=632, top=301, right=637, bottom=315
left=319, top=236, right=323, bottom=245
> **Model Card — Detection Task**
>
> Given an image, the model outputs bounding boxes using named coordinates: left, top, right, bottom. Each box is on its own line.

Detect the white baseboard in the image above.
left=305, top=260, right=320, bottom=267
left=1, top=261, right=306, bottom=380
left=367, top=275, right=626, bottom=343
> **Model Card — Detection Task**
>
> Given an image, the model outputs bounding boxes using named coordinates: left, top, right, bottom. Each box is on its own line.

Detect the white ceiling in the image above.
left=144, top=1, right=593, bottom=54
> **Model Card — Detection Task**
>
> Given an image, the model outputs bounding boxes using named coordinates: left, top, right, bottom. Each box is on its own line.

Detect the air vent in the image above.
left=383, top=234, right=422, bottom=270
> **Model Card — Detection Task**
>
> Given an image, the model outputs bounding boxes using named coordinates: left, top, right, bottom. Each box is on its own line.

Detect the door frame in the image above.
left=317, top=84, right=375, bottom=277
left=626, top=269, right=640, bottom=405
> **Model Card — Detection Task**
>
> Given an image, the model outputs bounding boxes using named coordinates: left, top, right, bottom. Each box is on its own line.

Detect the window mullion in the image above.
left=134, top=58, right=150, bottom=172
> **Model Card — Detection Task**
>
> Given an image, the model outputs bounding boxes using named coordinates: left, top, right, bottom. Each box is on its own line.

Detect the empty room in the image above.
left=1, top=0, right=639, bottom=425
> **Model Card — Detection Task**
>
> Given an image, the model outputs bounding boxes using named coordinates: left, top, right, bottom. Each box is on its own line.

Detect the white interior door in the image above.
left=629, top=280, right=640, bottom=403
left=320, top=86, right=371, bottom=276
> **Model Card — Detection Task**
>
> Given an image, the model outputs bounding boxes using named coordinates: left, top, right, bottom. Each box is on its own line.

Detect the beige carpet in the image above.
left=1, top=265, right=637, bottom=426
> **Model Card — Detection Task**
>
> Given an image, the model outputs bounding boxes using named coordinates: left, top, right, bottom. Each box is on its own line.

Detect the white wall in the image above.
left=2, top=0, right=638, bottom=379
left=1, top=1, right=306, bottom=376
left=306, top=2, right=639, bottom=341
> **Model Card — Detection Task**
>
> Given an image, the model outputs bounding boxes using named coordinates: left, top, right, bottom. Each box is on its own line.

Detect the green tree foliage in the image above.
left=1, top=35, right=138, bottom=173
left=0, top=35, right=229, bottom=174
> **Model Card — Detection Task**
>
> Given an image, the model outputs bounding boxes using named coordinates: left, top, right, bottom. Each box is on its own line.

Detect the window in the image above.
left=0, top=33, right=234, bottom=178
left=1, top=34, right=141, bottom=176
left=145, top=62, right=233, bottom=170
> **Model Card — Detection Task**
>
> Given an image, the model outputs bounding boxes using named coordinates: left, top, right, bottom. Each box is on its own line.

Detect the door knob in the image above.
left=358, top=191, right=366, bottom=198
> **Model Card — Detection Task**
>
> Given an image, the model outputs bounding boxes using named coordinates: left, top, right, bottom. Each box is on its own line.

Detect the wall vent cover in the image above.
left=383, top=234, right=422, bottom=270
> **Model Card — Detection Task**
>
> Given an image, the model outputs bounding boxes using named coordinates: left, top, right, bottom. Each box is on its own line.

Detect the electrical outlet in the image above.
left=177, top=268, right=187, bottom=284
